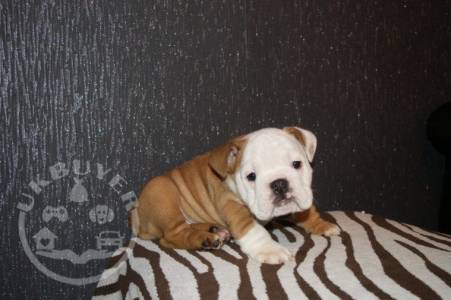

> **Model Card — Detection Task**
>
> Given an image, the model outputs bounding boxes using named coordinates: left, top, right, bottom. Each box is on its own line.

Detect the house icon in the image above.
left=33, top=227, right=57, bottom=251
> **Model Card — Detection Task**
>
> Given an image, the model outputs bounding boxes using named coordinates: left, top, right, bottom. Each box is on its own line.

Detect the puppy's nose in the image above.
left=270, top=178, right=289, bottom=197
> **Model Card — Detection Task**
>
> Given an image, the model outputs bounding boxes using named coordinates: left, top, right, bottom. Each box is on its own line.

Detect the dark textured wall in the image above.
left=1, top=0, right=450, bottom=298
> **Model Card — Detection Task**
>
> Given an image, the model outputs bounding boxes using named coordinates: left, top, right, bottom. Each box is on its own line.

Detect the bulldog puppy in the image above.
left=130, top=127, right=340, bottom=264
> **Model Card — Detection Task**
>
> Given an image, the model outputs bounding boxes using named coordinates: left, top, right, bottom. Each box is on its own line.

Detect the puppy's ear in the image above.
left=208, top=137, right=245, bottom=179
left=284, top=127, right=317, bottom=162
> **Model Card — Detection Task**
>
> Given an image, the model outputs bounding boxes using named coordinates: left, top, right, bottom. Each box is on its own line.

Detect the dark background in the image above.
left=1, top=0, right=450, bottom=298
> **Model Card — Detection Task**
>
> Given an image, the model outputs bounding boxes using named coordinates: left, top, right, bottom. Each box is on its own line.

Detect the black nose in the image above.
left=270, top=179, right=289, bottom=197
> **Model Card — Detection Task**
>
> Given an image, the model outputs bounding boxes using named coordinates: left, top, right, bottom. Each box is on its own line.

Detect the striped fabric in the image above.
left=93, top=211, right=451, bottom=300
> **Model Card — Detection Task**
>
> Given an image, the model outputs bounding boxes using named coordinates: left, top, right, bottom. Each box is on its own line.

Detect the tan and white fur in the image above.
left=130, top=127, right=340, bottom=264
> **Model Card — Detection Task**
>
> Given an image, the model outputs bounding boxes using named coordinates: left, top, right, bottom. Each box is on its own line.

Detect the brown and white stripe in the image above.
left=93, top=211, right=451, bottom=300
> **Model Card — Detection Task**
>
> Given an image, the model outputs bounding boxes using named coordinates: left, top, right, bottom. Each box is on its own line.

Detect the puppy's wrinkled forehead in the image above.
left=242, top=128, right=304, bottom=165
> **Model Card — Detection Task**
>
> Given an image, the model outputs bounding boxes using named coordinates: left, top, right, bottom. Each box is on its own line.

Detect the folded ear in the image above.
left=208, top=137, right=246, bottom=179
left=283, top=127, right=317, bottom=162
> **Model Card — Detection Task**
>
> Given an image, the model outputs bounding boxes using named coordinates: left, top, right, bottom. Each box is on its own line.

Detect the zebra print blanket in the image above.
left=93, top=211, right=451, bottom=299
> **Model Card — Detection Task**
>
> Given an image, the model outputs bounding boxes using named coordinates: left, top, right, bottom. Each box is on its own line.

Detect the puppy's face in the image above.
left=210, top=127, right=316, bottom=221
left=233, top=128, right=315, bottom=220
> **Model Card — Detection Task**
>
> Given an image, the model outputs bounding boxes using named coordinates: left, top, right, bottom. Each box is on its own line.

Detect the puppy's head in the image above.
left=209, top=127, right=316, bottom=221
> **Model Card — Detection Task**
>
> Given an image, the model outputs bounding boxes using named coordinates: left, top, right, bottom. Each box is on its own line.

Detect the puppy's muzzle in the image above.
left=269, top=178, right=289, bottom=202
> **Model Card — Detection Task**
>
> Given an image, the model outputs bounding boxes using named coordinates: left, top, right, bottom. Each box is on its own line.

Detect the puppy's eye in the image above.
left=292, top=161, right=302, bottom=169
left=246, top=172, right=256, bottom=181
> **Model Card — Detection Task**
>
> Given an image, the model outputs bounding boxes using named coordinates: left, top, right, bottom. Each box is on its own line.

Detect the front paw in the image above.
left=248, top=241, right=293, bottom=264
left=237, top=223, right=294, bottom=264
left=306, top=220, right=340, bottom=236
left=323, top=223, right=340, bottom=236
left=294, top=207, right=341, bottom=236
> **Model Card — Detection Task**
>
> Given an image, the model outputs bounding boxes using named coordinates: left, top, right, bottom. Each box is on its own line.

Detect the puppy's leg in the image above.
left=129, top=207, right=160, bottom=240
left=237, top=223, right=293, bottom=264
left=217, top=194, right=292, bottom=264
left=293, top=205, right=340, bottom=236
left=160, top=222, right=228, bottom=250
left=136, top=176, right=228, bottom=250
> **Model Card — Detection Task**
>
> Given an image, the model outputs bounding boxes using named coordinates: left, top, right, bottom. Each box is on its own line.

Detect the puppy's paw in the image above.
left=208, top=225, right=231, bottom=242
left=237, top=223, right=293, bottom=264
left=201, top=235, right=224, bottom=250
left=304, top=220, right=340, bottom=236
left=250, top=241, right=293, bottom=264
left=200, top=227, right=230, bottom=250
left=323, top=223, right=340, bottom=236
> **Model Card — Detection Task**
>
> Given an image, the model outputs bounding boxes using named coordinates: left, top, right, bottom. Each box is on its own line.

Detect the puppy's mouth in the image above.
left=272, top=192, right=295, bottom=207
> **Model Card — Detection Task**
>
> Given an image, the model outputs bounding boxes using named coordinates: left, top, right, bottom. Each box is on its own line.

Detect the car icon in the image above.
left=95, top=231, right=124, bottom=250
